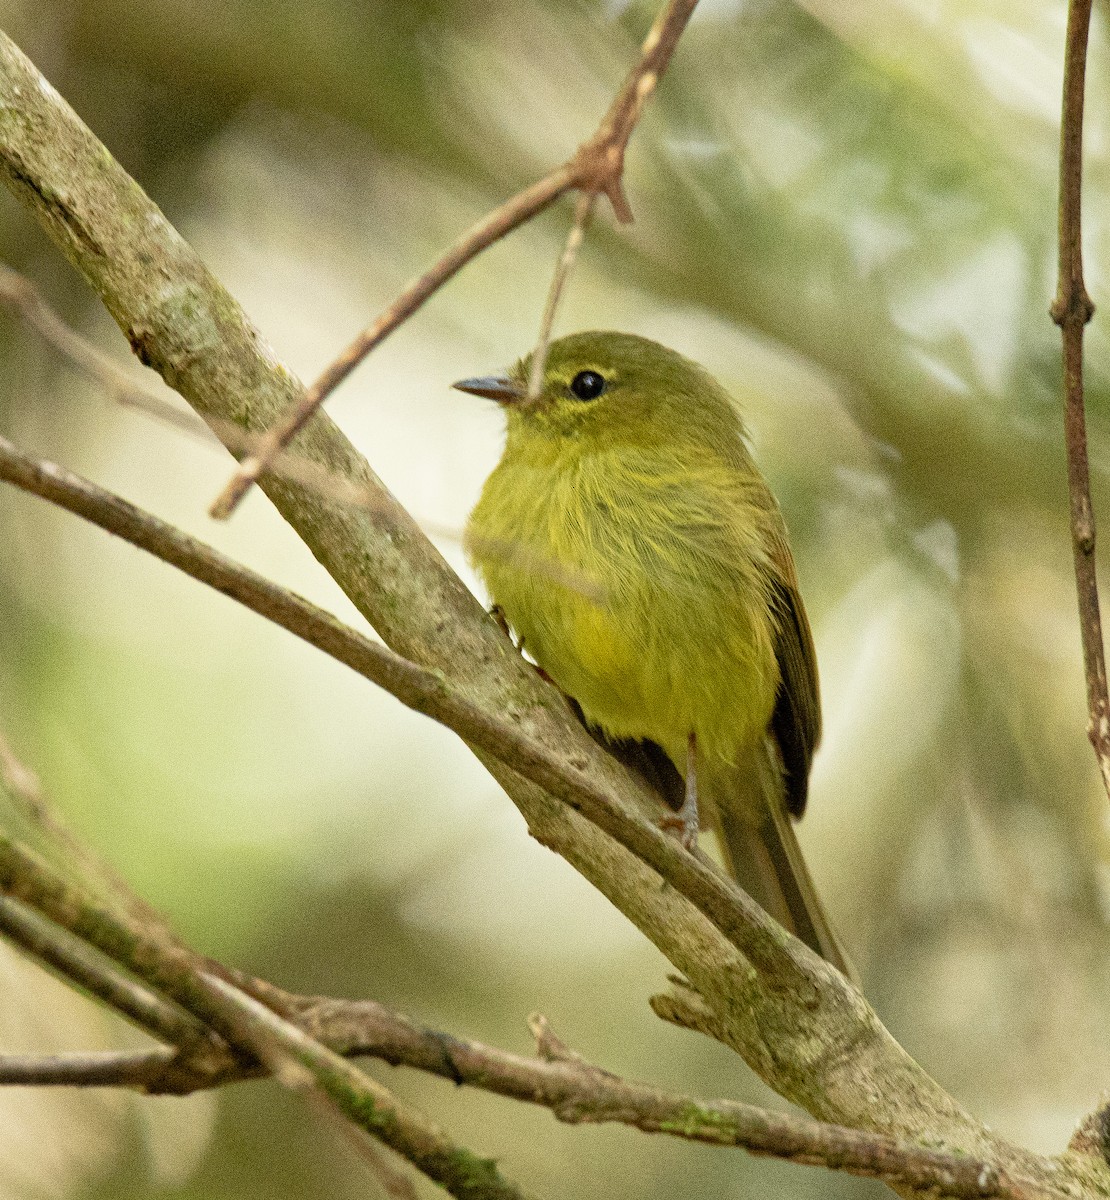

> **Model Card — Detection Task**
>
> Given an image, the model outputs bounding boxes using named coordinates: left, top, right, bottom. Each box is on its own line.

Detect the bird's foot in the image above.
left=659, top=732, right=700, bottom=851
left=658, top=807, right=699, bottom=851
left=489, top=604, right=513, bottom=642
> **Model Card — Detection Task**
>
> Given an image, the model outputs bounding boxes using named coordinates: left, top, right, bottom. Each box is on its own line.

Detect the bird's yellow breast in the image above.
left=466, top=435, right=782, bottom=768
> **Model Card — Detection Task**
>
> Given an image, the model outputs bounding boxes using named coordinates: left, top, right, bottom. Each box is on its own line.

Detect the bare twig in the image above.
left=210, top=0, right=700, bottom=518
left=0, top=263, right=388, bottom=508
left=0, top=264, right=158, bottom=407
left=526, top=191, right=597, bottom=400
left=0, top=1050, right=175, bottom=1087
left=1050, top=0, right=1110, bottom=797
left=206, top=170, right=575, bottom=520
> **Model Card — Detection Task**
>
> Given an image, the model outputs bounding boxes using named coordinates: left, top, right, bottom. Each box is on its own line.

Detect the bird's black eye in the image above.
left=569, top=370, right=606, bottom=401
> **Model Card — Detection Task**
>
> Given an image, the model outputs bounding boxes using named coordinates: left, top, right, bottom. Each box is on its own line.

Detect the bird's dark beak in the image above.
left=452, top=375, right=525, bottom=405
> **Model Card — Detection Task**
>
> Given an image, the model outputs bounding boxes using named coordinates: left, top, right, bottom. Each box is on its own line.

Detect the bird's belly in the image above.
left=518, top=594, right=655, bottom=741
left=497, top=569, right=776, bottom=767
left=468, top=456, right=781, bottom=766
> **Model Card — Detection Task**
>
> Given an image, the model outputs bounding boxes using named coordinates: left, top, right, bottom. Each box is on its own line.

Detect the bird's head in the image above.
left=453, top=331, right=744, bottom=451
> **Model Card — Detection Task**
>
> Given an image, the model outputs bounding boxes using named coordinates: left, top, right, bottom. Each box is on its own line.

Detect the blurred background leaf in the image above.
left=0, top=0, right=1107, bottom=1195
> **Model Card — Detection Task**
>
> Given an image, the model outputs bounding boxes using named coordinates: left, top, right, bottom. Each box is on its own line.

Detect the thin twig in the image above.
left=207, top=166, right=575, bottom=520
left=0, top=264, right=155, bottom=406
left=1051, top=0, right=1110, bottom=797
left=0, top=434, right=828, bottom=993
left=0, top=1050, right=175, bottom=1087
left=0, top=263, right=386, bottom=507
left=0, top=266, right=603, bottom=601
left=526, top=191, right=597, bottom=401
left=210, top=0, right=700, bottom=519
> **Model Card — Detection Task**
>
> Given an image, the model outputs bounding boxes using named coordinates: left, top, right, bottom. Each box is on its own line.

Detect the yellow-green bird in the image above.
left=456, top=331, right=850, bottom=975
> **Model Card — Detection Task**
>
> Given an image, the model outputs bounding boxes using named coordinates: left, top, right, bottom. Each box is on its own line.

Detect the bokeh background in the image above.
left=0, top=0, right=1106, bottom=1196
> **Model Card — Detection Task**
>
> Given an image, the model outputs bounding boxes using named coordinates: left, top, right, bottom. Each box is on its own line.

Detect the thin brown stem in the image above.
left=0, top=263, right=155, bottom=404
left=572, top=0, right=700, bottom=221
left=210, top=0, right=700, bottom=519
left=1051, top=0, right=1110, bottom=797
left=0, top=1050, right=175, bottom=1087
left=526, top=191, right=597, bottom=400
left=0, top=263, right=388, bottom=509
left=207, top=165, right=576, bottom=520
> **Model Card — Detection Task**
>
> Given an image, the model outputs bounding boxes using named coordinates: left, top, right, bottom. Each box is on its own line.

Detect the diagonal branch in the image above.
left=0, top=262, right=391, bottom=510
left=209, top=0, right=700, bottom=519
left=0, top=433, right=841, bottom=999
left=0, top=729, right=172, bottom=939
left=0, top=897, right=210, bottom=1053
left=199, top=975, right=538, bottom=1200
left=1050, top=0, right=1110, bottom=798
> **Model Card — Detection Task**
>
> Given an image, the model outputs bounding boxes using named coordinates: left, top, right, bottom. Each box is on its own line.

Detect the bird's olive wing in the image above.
left=767, top=526, right=822, bottom=819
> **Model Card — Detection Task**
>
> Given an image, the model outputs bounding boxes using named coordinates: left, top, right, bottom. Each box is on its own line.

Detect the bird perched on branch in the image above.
left=456, top=331, right=851, bottom=976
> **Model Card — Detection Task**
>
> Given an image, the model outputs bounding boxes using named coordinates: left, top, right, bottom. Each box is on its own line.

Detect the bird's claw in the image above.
left=660, top=731, right=700, bottom=850
left=658, top=808, right=699, bottom=852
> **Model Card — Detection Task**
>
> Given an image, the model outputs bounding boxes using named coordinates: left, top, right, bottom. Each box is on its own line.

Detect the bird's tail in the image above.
left=709, top=745, right=855, bottom=981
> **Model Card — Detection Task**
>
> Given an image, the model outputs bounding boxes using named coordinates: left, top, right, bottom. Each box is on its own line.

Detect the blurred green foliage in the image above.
left=0, top=0, right=1107, bottom=1196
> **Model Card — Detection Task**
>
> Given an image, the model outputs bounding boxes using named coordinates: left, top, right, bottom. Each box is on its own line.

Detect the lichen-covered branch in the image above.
left=0, top=856, right=1064, bottom=1200
left=0, top=839, right=534, bottom=1200
left=0, top=897, right=208, bottom=1052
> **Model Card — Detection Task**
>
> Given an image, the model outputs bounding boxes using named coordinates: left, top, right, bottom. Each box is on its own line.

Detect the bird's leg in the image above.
left=659, top=732, right=700, bottom=851
left=489, top=604, right=513, bottom=642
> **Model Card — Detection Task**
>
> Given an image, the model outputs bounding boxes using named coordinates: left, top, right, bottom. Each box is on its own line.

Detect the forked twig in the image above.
left=210, top=0, right=700, bottom=519
left=1050, top=0, right=1110, bottom=797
